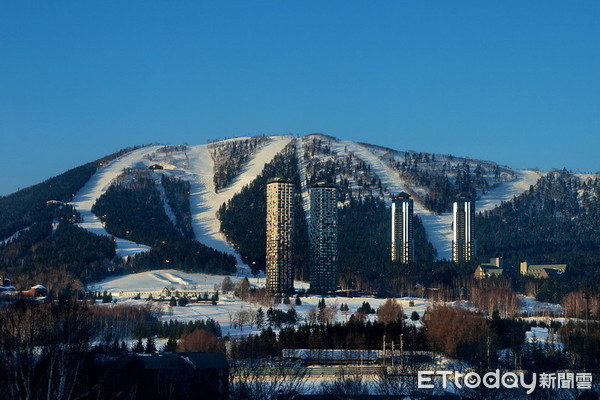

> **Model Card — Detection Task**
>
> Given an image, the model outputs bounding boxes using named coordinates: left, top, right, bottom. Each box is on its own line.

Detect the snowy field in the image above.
left=90, top=269, right=568, bottom=341
left=90, top=269, right=432, bottom=337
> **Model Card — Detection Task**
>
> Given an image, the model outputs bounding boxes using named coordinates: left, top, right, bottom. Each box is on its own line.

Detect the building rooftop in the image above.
left=311, top=180, right=337, bottom=189
left=267, top=176, right=293, bottom=184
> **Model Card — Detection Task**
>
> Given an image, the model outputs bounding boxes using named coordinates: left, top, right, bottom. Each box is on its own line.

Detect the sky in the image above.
left=1, top=1, right=598, bottom=196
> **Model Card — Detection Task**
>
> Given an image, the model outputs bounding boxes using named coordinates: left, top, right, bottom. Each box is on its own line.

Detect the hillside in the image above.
left=1, top=134, right=599, bottom=297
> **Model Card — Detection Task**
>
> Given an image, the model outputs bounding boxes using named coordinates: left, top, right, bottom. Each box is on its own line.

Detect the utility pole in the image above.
left=487, top=336, right=491, bottom=370
left=400, top=333, right=404, bottom=372
left=382, top=333, right=386, bottom=367
left=583, top=290, right=590, bottom=335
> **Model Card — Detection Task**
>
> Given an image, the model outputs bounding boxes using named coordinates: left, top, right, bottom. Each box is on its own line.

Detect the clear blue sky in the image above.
left=1, top=1, right=598, bottom=196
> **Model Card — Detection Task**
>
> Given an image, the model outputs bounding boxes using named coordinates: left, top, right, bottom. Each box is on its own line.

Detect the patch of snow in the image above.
left=1, top=226, right=30, bottom=245
left=518, top=295, right=563, bottom=316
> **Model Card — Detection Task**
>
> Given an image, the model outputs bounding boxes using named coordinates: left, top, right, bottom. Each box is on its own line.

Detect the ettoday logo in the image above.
left=418, top=370, right=593, bottom=394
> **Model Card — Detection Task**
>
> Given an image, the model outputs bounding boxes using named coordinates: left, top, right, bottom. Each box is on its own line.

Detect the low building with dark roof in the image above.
left=130, top=352, right=228, bottom=400
left=520, top=261, right=567, bottom=278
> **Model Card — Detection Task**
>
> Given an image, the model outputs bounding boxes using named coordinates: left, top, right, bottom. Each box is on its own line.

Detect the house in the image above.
left=19, top=284, right=48, bottom=298
left=474, top=257, right=504, bottom=279
left=129, top=352, right=228, bottom=400
left=0, top=276, right=16, bottom=294
left=520, top=261, right=567, bottom=278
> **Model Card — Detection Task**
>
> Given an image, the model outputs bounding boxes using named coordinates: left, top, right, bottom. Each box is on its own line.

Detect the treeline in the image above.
left=0, top=301, right=226, bottom=400
left=133, top=317, right=222, bottom=340
left=0, top=221, right=116, bottom=285
left=210, top=136, right=269, bottom=191
left=92, top=169, right=236, bottom=274
left=218, top=141, right=310, bottom=277
left=161, top=175, right=194, bottom=239
left=92, top=169, right=182, bottom=247
left=0, top=146, right=139, bottom=240
left=477, top=170, right=600, bottom=302
left=302, top=137, right=389, bottom=202
left=126, top=239, right=236, bottom=275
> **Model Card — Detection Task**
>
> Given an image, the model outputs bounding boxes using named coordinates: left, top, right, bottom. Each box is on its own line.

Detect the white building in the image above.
left=452, top=195, right=476, bottom=263
left=391, top=192, right=414, bottom=264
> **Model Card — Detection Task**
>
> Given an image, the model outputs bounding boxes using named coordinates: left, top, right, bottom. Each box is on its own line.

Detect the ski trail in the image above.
left=186, top=136, right=294, bottom=274
left=337, top=141, right=545, bottom=260
left=71, top=146, right=161, bottom=258
left=337, top=140, right=454, bottom=260
left=295, top=137, right=312, bottom=236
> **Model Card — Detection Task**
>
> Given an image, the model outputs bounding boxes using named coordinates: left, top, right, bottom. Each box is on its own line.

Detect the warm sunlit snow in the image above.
left=185, top=136, right=293, bottom=273
left=90, top=269, right=431, bottom=337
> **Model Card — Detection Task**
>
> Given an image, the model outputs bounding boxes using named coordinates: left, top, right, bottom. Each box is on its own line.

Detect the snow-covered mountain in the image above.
left=66, top=134, right=545, bottom=264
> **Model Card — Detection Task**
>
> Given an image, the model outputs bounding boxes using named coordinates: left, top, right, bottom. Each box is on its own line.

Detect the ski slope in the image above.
left=185, top=136, right=293, bottom=273
left=70, top=137, right=293, bottom=271
left=363, top=141, right=543, bottom=259
left=69, top=135, right=544, bottom=265
left=71, top=146, right=161, bottom=257
left=327, top=140, right=544, bottom=260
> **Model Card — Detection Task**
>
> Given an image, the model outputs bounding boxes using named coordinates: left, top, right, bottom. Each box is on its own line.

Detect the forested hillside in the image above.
left=380, top=148, right=514, bottom=214
left=0, top=147, right=139, bottom=240
left=210, top=136, right=269, bottom=192
left=92, top=168, right=183, bottom=247
left=218, top=141, right=310, bottom=278
left=0, top=219, right=116, bottom=292
left=477, top=170, right=600, bottom=301
left=338, top=197, right=436, bottom=291
left=92, top=168, right=236, bottom=274
left=302, top=137, right=388, bottom=202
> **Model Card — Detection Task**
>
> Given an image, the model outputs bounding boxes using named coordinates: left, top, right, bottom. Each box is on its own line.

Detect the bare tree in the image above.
left=377, top=298, right=404, bottom=325
left=229, top=359, right=307, bottom=400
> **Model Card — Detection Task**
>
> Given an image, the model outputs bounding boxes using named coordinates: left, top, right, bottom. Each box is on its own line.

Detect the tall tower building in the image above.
left=452, top=195, right=476, bottom=263
left=309, top=181, right=338, bottom=293
left=391, top=192, right=414, bottom=264
left=266, top=177, right=294, bottom=293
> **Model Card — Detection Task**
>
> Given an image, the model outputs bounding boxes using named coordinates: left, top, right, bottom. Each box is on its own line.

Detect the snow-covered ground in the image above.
left=69, top=137, right=293, bottom=271
left=91, top=269, right=431, bottom=337
left=526, top=327, right=563, bottom=349
left=329, top=141, right=544, bottom=260
left=185, top=136, right=293, bottom=273
left=70, top=146, right=161, bottom=257
left=66, top=135, right=545, bottom=264
left=518, top=295, right=563, bottom=316
left=91, top=270, right=569, bottom=343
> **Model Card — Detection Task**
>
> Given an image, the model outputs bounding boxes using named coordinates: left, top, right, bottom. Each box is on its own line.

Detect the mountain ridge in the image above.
left=1, top=134, right=599, bottom=301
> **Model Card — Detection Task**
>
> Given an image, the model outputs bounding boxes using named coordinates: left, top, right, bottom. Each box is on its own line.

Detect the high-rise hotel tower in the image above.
left=391, top=192, right=414, bottom=264
left=266, top=177, right=294, bottom=293
left=452, top=195, right=476, bottom=263
left=309, top=181, right=338, bottom=293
